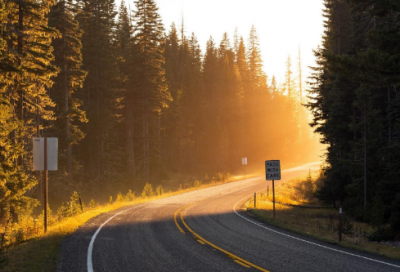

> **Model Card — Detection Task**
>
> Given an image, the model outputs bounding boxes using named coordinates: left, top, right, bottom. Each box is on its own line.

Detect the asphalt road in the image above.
left=57, top=162, right=400, bottom=272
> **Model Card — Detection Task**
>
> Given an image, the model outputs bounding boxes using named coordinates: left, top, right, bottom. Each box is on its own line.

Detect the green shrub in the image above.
left=89, top=199, right=97, bottom=210
left=56, top=192, right=82, bottom=220
left=56, top=203, right=69, bottom=221
left=115, top=192, right=124, bottom=202
left=368, top=226, right=395, bottom=241
left=389, top=193, right=400, bottom=230
left=156, top=185, right=164, bottom=196
left=342, top=216, right=353, bottom=234
left=141, top=183, right=154, bottom=198
left=126, top=190, right=135, bottom=201
left=216, top=172, right=225, bottom=181
left=215, top=172, right=231, bottom=182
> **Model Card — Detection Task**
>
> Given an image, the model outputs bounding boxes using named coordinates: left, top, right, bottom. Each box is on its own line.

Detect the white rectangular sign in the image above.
left=242, top=157, right=247, bottom=165
left=33, top=138, right=58, bottom=171
left=265, top=160, right=281, bottom=180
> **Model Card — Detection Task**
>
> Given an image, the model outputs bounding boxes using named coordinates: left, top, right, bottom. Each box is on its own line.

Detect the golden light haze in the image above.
left=156, top=0, right=325, bottom=84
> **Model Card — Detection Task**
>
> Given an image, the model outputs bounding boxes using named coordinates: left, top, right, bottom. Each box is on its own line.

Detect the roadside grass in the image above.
left=244, top=173, right=400, bottom=260
left=2, top=172, right=259, bottom=272
left=267, top=171, right=323, bottom=206
left=2, top=199, right=148, bottom=272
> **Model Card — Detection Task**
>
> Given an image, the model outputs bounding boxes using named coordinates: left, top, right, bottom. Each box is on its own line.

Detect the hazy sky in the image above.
left=123, top=0, right=325, bottom=85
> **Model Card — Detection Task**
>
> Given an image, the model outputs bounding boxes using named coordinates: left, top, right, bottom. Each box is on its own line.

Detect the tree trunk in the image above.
left=145, top=109, right=150, bottom=182
left=364, top=109, right=367, bottom=211
left=388, top=86, right=392, bottom=145
left=143, top=106, right=149, bottom=182
left=126, top=99, right=136, bottom=177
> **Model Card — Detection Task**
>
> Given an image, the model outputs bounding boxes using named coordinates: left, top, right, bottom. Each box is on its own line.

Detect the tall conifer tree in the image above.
left=77, top=0, right=124, bottom=192
left=115, top=1, right=135, bottom=177
left=49, top=0, right=87, bottom=189
left=0, top=0, right=59, bottom=220
left=128, top=0, right=171, bottom=182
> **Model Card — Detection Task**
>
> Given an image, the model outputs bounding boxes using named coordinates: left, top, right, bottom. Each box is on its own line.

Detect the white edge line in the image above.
left=87, top=204, right=147, bottom=272
left=233, top=196, right=400, bottom=269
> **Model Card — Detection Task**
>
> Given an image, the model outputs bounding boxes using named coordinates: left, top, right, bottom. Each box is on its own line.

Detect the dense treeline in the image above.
left=308, top=0, right=400, bottom=235
left=0, top=0, right=320, bottom=222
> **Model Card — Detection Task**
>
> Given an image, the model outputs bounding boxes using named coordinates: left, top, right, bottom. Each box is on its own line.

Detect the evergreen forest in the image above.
left=0, top=0, right=325, bottom=234
left=308, top=0, right=400, bottom=236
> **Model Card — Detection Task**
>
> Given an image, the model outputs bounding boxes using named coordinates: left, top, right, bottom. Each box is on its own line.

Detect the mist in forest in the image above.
left=0, top=0, right=324, bottom=215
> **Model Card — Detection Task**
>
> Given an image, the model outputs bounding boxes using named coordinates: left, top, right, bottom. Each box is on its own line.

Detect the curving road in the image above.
left=57, top=162, right=400, bottom=272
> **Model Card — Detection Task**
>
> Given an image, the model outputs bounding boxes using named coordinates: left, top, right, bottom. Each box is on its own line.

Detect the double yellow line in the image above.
left=174, top=204, right=270, bottom=272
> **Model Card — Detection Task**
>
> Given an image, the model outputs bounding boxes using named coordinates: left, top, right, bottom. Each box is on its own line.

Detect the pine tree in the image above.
left=245, top=26, right=268, bottom=163
left=344, top=0, right=400, bottom=220
left=115, top=1, right=135, bottom=178
left=164, top=23, right=180, bottom=100
left=0, top=98, right=37, bottom=224
left=236, top=36, right=248, bottom=160
left=236, top=36, right=248, bottom=84
left=203, top=37, right=218, bottom=113
left=0, top=0, right=59, bottom=221
left=270, top=76, right=277, bottom=96
left=49, top=0, right=88, bottom=188
left=179, top=33, right=204, bottom=170
left=128, top=0, right=171, bottom=182
left=4, top=0, right=59, bottom=132
left=247, top=25, right=264, bottom=90
left=306, top=0, right=400, bottom=226
left=284, top=55, right=295, bottom=100
left=77, top=0, right=124, bottom=192
left=297, top=48, right=303, bottom=104
left=163, top=23, right=181, bottom=170
left=202, top=36, right=221, bottom=170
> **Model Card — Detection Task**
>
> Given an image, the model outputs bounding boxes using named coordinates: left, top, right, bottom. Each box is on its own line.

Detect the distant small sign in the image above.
left=242, top=157, right=247, bottom=165
left=265, top=160, right=281, bottom=180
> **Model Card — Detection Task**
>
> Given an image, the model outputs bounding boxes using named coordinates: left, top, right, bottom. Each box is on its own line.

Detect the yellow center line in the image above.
left=173, top=207, right=185, bottom=234
left=235, top=260, right=252, bottom=268
left=178, top=205, right=270, bottom=272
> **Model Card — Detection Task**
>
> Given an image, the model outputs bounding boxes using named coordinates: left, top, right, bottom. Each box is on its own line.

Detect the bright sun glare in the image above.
left=153, top=0, right=325, bottom=85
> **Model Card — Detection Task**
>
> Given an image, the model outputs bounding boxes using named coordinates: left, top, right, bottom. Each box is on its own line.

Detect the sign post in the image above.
left=339, top=206, right=343, bottom=242
left=265, top=160, right=281, bottom=219
left=33, top=137, right=58, bottom=233
left=44, top=138, right=47, bottom=233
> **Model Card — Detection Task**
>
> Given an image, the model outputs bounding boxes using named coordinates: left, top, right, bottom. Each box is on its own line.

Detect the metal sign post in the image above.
left=33, top=137, right=58, bottom=233
left=44, top=138, right=48, bottom=232
left=265, top=160, right=281, bottom=219
left=272, top=180, right=275, bottom=219
left=339, top=206, right=343, bottom=242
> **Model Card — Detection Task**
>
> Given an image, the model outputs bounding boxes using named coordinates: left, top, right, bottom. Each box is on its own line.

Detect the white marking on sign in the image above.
left=265, top=160, right=281, bottom=180
left=242, top=157, right=247, bottom=165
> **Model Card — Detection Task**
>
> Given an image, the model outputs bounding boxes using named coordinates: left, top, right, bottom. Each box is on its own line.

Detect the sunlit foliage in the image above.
left=0, top=0, right=322, bottom=239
